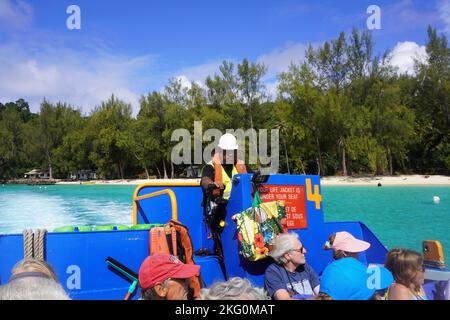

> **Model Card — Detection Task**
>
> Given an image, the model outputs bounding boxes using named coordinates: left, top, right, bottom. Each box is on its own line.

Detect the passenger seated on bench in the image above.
left=138, top=253, right=200, bottom=300
left=264, top=233, right=320, bottom=300
left=318, top=257, right=393, bottom=300
left=197, top=277, right=269, bottom=300
left=0, top=258, right=70, bottom=300
left=323, top=231, right=371, bottom=261
left=384, top=249, right=428, bottom=300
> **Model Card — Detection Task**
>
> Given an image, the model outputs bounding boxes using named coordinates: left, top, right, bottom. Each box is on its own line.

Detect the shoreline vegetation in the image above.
left=57, top=174, right=450, bottom=186
left=2, top=175, right=449, bottom=186
left=1, top=27, right=449, bottom=181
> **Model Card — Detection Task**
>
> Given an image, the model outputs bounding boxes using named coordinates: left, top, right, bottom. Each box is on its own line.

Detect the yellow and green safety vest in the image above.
left=207, top=161, right=239, bottom=200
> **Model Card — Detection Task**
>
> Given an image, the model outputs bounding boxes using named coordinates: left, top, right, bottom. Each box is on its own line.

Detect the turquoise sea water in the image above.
left=322, top=186, right=450, bottom=261
left=1, top=184, right=449, bottom=260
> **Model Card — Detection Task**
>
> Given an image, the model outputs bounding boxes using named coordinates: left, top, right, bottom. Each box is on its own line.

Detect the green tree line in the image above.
left=1, top=27, right=449, bottom=179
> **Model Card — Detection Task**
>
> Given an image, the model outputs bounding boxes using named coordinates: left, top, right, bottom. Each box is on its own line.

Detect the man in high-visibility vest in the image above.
left=201, top=133, right=253, bottom=200
left=199, top=133, right=252, bottom=277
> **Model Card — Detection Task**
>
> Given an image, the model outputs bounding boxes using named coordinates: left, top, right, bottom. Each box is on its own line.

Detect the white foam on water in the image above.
left=0, top=188, right=132, bottom=234
left=0, top=192, right=72, bottom=233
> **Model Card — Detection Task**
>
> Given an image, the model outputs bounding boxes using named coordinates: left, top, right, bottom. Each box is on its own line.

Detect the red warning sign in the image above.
left=257, top=184, right=308, bottom=229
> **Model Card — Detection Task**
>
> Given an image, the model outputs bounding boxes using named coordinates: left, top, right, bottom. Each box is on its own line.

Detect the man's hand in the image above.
left=201, top=177, right=224, bottom=191
left=206, top=182, right=224, bottom=192
left=214, top=181, right=224, bottom=189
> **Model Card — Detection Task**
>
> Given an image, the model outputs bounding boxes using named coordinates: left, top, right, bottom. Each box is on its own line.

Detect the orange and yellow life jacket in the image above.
left=208, top=152, right=247, bottom=199
left=149, top=220, right=201, bottom=298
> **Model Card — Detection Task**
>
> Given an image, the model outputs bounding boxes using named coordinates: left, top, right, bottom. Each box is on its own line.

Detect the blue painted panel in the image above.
left=0, top=234, right=24, bottom=285
left=47, top=230, right=149, bottom=299
left=195, top=256, right=226, bottom=286
left=0, top=230, right=149, bottom=299
left=360, top=222, right=389, bottom=265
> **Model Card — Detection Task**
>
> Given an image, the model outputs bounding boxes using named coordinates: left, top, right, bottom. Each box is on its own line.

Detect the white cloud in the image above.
left=0, top=42, right=154, bottom=114
left=162, top=60, right=227, bottom=93
left=0, top=0, right=33, bottom=31
left=389, top=41, right=428, bottom=75
left=257, top=42, right=308, bottom=79
left=174, top=75, right=192, bottom=90
left=438, top=0, right=450, bottom=34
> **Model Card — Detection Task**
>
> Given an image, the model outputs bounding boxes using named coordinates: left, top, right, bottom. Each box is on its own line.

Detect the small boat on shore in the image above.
left=80, top=181, right=96, bottom=185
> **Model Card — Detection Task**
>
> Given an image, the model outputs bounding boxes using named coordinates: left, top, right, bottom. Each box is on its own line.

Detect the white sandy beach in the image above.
left=57, top=175, right=450, bottom=186
left=57, top=178, right=201, bottom=185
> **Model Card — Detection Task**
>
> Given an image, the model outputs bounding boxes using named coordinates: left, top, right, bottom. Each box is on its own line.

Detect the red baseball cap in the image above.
left=138, top=253, right=200, bottom=290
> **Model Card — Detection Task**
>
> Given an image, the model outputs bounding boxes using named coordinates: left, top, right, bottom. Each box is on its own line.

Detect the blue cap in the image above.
left=320, top=258, right=377, bottom=300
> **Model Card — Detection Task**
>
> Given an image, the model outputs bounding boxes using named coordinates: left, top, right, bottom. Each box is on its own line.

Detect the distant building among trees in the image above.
left=24, top=169, right=50, bottom=179
left=69, top=170, right=97, bottom=181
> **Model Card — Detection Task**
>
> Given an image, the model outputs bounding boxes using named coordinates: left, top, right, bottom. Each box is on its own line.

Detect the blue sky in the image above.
left=0, top=0, right=449, bottom=114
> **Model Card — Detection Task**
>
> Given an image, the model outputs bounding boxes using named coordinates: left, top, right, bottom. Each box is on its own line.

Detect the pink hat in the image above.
left=138, top=253, right=200, bottom=290
left=332, top=231, right=371, bottom=253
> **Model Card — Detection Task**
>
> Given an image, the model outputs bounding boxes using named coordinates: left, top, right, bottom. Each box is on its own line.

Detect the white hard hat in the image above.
left=218, top=133, right=238, bottom=150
